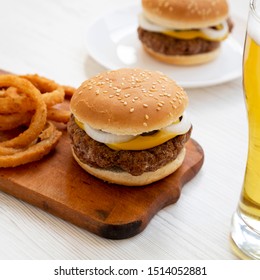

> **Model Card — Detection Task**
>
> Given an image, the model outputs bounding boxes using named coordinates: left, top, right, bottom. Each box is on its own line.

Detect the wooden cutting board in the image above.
left=0, top=70, right=204, bottom=239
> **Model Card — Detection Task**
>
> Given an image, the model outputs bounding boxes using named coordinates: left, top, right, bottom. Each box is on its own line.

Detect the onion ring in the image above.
left=0, top=75, right=65, bottom=114
left=62, top=85, right=76, bottom=98
left=0, top=75, right=47, bottom=148
left=0, top=112, right=32, bottom=131
left=0, top=107, right=70, bottom=131
left=20, top=74, right=65, bottom=107
left=47, top=107, right=71, bottom=123
left=0, top=74, right=66, bottom=167
left=0, top=122, right=57, bottom=156
left=0, top=122, right=62, bottom=167
left=0, top=87, right=34, bottom=114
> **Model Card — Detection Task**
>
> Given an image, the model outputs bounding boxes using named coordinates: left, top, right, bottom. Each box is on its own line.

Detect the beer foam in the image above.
left=248, top=7, right=260, bottom=45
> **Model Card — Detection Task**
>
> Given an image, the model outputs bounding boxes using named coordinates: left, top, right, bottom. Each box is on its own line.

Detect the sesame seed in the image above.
left=88, top=86, right=92, bottom=90
left=123, top=101, right=127, bottom=106
left=143, top=104, right=148, bottom=108
left=116, top=89, right=121, bottom=93
left=145, top=114, right=149, bottom=120
left=109, top=95, right=114, bottom=98
left=143, top=122, right=148, bottom=127
left=161, top=77, right=168, bottom=81
left=130, top=108, right=134, bottom=113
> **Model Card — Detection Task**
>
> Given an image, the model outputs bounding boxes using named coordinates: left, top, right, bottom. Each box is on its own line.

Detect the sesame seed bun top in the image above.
left=70, top=68, right=188, bottom=135
left=142, top=0, right=229, bottom=29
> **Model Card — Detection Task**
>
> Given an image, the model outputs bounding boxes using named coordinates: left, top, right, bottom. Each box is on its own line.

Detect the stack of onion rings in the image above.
left=0, top=74, right=74, bottom=167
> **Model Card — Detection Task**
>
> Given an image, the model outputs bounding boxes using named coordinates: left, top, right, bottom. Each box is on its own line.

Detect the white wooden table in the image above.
left=0, top=0, right=250, bottom=259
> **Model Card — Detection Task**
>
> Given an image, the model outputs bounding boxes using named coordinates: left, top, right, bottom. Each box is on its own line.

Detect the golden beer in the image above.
left=241, top=34, right=260, bottom=220
left=230, top=0, right=260, bottom=260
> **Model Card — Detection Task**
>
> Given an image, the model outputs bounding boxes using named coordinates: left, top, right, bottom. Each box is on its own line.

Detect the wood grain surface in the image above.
left=0, top=70, right=204, bottom=239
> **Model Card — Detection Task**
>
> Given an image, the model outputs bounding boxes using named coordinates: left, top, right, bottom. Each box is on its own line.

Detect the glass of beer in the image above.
left=230, top=0, right=260, bottom=259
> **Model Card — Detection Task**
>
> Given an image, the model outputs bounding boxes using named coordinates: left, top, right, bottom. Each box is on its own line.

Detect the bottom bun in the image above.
left=72, top=148, right=186, bottom=186
left=143, top=44, right=220, bottom=66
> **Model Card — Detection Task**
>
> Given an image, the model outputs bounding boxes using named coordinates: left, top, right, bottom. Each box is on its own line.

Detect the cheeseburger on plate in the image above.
left=68, top=68, right=192, bottom=186
left=138, top=0, right=234, bottom=65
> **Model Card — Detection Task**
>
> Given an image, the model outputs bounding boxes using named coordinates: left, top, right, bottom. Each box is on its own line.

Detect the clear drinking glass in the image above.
left=230, top=0, right=260, bottom=260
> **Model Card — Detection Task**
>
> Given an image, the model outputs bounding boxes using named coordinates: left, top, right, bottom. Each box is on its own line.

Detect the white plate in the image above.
left=86, top=4, right=243, bottom=88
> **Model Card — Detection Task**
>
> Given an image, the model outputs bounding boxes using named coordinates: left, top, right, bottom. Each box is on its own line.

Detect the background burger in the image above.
left=68, top=68, right=192, bottom=186
left=138, top=0, right=234, bottom=65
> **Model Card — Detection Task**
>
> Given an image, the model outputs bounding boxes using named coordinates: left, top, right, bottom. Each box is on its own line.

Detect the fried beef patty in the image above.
left=68, top=116, right=191, bottom=176
left=137, top=18, right=234, bottom=56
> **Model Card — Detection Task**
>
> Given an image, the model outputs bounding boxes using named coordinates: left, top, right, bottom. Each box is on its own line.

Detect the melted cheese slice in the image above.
left=75, top=118, right=85, bottom=129
left=162, top=29, right=228, bottom=41
left=106, top=130, right=177, bottom=150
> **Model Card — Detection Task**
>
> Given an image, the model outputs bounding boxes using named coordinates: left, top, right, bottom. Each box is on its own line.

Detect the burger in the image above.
left=138, top=0, right=234, bottom=65
left=68, top=68, right=192, bottom=186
